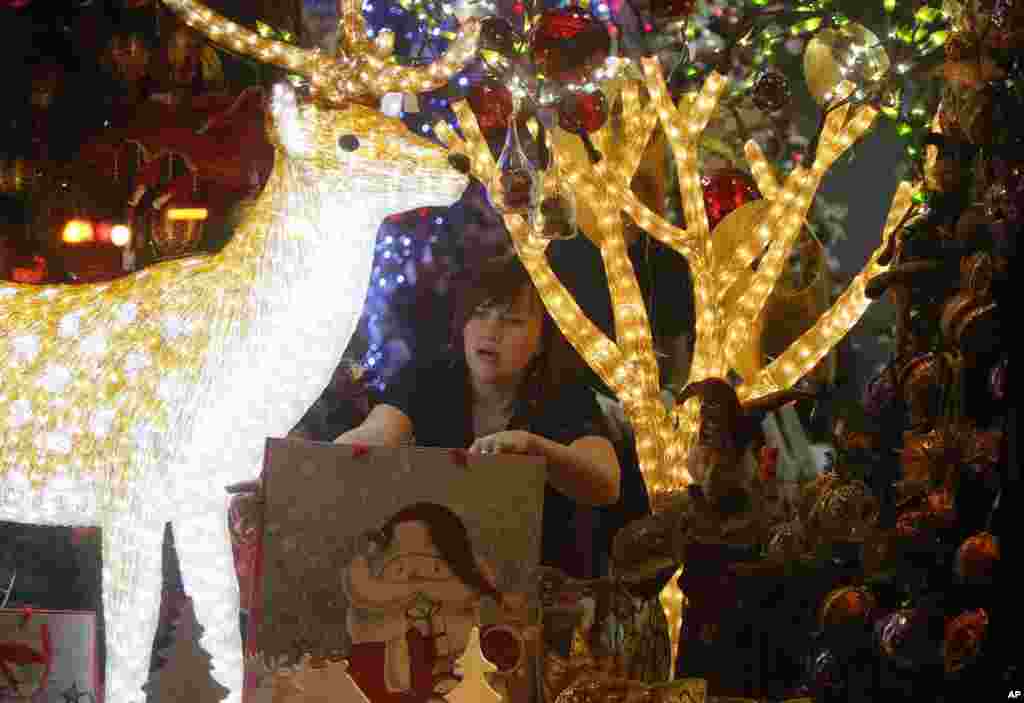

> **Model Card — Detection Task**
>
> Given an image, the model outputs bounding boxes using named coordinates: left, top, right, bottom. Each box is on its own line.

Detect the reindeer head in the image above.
left=264, top=81, right=464, bottom=191
left=161, top=0, right=481, bottom=177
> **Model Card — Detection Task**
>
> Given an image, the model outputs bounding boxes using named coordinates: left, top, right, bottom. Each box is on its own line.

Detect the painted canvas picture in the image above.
left=250, top=439, right=547, bottom=703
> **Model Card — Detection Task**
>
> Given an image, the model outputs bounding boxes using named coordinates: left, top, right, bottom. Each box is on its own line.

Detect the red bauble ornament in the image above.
left=530, top=8, right=610, bottom=84
left=558, top=89, right=608, bottom=133
left=943, top=609, right=989, bottom=675
left=819, top=586, right=875, bottom=631
left=702, top=168, right=761, bottom=231
left=955, top=531, right=1000, bottom=584
left=467, top=78, right=514, bottom=136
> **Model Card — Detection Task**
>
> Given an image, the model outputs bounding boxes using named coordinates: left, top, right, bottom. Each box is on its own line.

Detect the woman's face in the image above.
left=463, top=286, right=543, bottom=388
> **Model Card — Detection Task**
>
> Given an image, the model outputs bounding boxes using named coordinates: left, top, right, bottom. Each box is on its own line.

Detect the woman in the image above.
left=334, top=255, right=622, bottom=575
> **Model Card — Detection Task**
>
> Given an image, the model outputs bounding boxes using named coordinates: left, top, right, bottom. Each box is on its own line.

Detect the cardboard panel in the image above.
left=250, top=439, right=547, bottom=703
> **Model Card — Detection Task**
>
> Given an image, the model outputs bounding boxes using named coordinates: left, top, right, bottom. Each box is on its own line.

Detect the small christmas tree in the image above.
left=445, top=627, right=503, bottom=703
left=143, top=598, right=228, bottom=703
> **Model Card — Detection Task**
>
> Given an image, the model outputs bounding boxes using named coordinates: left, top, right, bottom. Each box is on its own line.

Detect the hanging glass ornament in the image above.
left=530, top=7, right=611, bottom=84
left=529, top=148, right=578, bottom=241
left=803, top=23, right=890, bottom=104
left=491, top=104, right=540, bottom=216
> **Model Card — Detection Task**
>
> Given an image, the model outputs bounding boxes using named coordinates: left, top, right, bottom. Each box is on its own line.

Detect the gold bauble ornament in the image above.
left=713, top=199, right=772, bottom=382
left=804, top=23, right=890, bottom=104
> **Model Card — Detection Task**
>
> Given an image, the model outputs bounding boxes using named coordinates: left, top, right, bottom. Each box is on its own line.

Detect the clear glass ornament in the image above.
left=490, top=103, right=539, bottom=217
left=803, top=23, right=890, bottom=105
left=528, top=145, right=577, bottom=241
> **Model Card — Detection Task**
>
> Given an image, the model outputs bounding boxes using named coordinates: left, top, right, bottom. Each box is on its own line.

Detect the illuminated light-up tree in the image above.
left=438, top=61, right=916, bottom=500
left=436, top=62, right=918, bottom=670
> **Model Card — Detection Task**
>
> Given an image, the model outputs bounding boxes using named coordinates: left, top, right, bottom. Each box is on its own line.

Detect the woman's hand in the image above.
left=470, top=431, right=620, bottom=504
left=469, top=430, right=542, bottom=456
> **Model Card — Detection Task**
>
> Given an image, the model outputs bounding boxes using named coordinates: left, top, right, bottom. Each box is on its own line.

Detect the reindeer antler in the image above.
left=160, top=0, right=480, bottom=106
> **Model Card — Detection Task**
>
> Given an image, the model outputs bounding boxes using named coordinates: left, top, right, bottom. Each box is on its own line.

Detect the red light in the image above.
left=94, top=222, right=113, bottom=244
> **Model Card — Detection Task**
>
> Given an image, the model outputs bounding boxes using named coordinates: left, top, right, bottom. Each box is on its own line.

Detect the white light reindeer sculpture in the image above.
left=0, top=1, right=480, bottom=700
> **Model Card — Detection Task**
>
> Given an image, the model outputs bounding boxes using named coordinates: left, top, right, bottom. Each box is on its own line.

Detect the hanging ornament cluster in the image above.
left=465, top=3, right=620, bottom=158
left=488, top=104, right=579, bottom=241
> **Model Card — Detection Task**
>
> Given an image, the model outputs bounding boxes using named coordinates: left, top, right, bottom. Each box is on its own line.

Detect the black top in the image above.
left=548, top=233, right=695, bottom=344
left=379, top=357, right=612, bottom=577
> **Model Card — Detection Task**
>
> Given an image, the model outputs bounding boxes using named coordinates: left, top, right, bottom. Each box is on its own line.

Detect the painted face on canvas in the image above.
left=463, top=286, right=543, bottom=387
left=376, top=520, right=457, bottom=584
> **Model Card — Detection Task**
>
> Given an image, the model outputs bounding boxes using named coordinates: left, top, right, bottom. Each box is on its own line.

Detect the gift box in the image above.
left=0, top=609, right=99, bottom=703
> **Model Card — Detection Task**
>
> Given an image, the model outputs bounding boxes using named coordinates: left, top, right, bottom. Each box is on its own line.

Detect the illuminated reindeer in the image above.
left=0, top=1, right=480, bottom=701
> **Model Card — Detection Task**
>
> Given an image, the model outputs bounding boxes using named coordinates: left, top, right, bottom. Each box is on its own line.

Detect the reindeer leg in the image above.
left=173, top=499, right=243, bottom=703
left=102, top=513, right=165, bottom=703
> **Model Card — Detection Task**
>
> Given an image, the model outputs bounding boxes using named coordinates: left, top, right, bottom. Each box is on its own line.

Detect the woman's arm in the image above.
left=469, top=431, right=621, bottom=506
left=333, top=404, right=413, bottom=447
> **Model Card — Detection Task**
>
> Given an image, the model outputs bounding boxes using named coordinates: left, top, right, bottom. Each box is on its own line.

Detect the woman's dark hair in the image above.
left=450, top=254, right=585, bottom=410
left=372, top=502, right=500, bottom=602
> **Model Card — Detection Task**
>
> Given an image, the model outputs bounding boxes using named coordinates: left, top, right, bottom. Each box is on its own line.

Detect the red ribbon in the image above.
left=449, top=449, right=468, bottom=467
left=351, top=444, right=370, bottom=459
